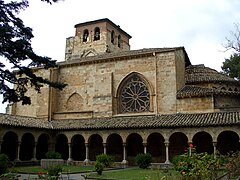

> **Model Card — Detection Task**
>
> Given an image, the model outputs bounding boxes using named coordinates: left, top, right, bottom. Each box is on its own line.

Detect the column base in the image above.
left=164, top=160, right=171, bottom=164
left=121, top=159, right=128, bottom=164
left=83, top=159, right=90, bottom=166
left=67, top=158, right=72, bottom=161
left=121, top=160, right=128, bottom=168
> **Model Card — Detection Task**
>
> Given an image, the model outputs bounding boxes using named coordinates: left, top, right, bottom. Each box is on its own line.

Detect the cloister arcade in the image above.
left=0, top=126, right=239, bottom=165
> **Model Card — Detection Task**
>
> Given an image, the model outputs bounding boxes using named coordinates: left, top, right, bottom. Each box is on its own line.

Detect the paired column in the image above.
left=188, top=141, right=193, bottom=156
left=143, top=143, right=147, bottom=154
left=16, top=141, right=21, bottom=161
left=213, top=141, right=217, bottom=158
left=84, top=143, right=90, bottom=163
left=122, top=143, right=128, bottom=164
left=0, top=139, right=3, bottom=153
left=67, top=143, right=72, bottom=161
left=164, top=141, right=170, bottom=164
left=103, top=143, right=107, bottom=154
left=31, top=142, right=37, bottom=161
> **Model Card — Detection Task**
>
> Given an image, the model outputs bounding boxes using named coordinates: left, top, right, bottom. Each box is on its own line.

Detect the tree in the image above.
left=0, top=0, right=66, bottom=105
left=221, top=23, right=240, bottom=80
left=222, top=53, right=240, bottom=80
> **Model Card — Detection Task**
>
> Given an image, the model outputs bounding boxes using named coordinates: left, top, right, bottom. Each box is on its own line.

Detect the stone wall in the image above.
left=12, top=68, right=51, bottom=118
left=13, top=49, right=189, bottom=119
left=155, top=52, right=178, bottom=114
left=215, top=95, right=240, bottom=109
left=65, top=20, right=130, bottom=61
left=177, top=96, right=214, bottom=113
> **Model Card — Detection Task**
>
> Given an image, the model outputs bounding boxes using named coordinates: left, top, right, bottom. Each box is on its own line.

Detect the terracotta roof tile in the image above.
left=0, top=113, right=51, bottom=129
left=177, top=85, right=240, bottom=98
left=0, top=112, right=240, bottom=130
left=49, top=112, right=240, bottom=129
left=185, top=65, right=239, bottom=84
left=59, top=47, right=186, bottom=66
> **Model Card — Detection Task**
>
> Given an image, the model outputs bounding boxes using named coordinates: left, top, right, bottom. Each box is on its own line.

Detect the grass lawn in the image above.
left=88, top=167, right=181, bottom=180
left=10, top=165, right=94, bottom=174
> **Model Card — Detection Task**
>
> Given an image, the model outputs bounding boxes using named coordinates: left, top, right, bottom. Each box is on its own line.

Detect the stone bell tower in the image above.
left=65, top=18, right=132, bottom=61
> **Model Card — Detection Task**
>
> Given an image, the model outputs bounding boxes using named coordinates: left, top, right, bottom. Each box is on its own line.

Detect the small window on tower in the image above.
left=118, top=35, right=121, bottom=48
left=83, top=29, right=89, bottom=42
left=94, top=27, right=100, bottom=41
left=111, top=30, right=115, bottom=44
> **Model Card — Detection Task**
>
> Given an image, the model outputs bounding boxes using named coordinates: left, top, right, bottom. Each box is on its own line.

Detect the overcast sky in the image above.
left=1, top=0, right=240, bottom=113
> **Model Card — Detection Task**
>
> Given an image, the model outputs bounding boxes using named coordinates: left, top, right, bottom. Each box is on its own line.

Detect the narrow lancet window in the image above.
left=111, top=30, right=115, bottom=44
left=83, top=29, right=89, bottom=42
left=94, top=27, right=100, bottom=41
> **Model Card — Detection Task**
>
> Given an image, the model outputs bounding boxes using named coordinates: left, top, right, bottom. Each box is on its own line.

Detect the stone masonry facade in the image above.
left=1, top=18, right=240, bottom=165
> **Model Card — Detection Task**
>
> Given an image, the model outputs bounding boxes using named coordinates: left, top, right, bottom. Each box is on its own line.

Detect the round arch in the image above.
left=169, top=132, right=188, bottom=160
left=88, top=134, right=103, bottom=161
left=55, top=134, right=68, bottom=160
left=1, top=131, right=18, bottom=161
left=71, top=134, right=85, bottom=161
left=94, top=27, right=100, bottom=41
left=20, top=133, right=35, bottom=161
left=36, top=133, right=49, bottom=160
left=147, top=132, right=165, bottom=163
left=106, top=133, right=123, bottom=162
left=192, top=131, right=213, bottom=154
left=217, top=130, right=240, bottom=155
left=126, top=133, right=144, bottom=165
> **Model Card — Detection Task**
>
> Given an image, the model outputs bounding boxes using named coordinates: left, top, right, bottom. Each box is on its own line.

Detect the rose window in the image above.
left=120, top=75, right=150, bottom=113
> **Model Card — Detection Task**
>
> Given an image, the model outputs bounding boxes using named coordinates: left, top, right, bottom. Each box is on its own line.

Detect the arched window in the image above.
left=118, top=35, right=121, bottom=47
left=94, top=27, right=100, bottom=41
left=118, top=73, right=150, bottom=113
left=83, top=29, right=89, bottom=42
left=111, top=30, right=115, bottom=44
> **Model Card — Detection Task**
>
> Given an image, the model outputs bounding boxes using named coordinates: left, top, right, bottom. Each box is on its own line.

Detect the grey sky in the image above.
left=1, top=0, right=240, bottom=113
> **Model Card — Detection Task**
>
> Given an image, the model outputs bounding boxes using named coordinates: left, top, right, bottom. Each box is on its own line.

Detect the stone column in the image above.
left=0, top=139, right=3, bottom=153
left=103, top=143, right=107, bottom=154
left=164, top=142, right=170, bottom=164
left=143, top=143, right=147, bottom=154
left=31, top=142, right=37, bottom=161
left=67, top=143, right=72, bottom=161
left=16, top=141, right=21, bottom=161
left=121, top=143, right=128, bottom=165
left=213, top=141, right=217, bottom=159
left=188, top=141, right=193, bottom=156
left=84, top=143, right=90, bottom=164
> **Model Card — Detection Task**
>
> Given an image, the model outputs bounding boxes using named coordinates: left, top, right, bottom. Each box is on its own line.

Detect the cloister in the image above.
left=3, top=19, right=240, bottom=167
left=1, top=125, right=239, bottom=165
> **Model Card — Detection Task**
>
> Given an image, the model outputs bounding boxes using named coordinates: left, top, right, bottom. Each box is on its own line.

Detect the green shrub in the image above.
left=173, top=150, right=222, bottom=179
left=0, top=154, right=8, bottom=175
left=225, top=152, right=240, bottom=178
left=135, top=153, right=152, bottom=169
left=94, top=161, right=104, bottom=175
left=96, top=154, right=114, bottom=168
left=45, top=151, right=62, bottom=159
left=46, top=165, right=63, bottom=177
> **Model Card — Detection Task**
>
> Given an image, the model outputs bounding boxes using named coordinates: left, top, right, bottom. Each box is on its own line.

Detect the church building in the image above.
left=1, top=18, right=240, bottom=165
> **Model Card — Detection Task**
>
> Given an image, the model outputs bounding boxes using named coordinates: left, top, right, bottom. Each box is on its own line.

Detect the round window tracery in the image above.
left=120, top=74, right=150, bottom=113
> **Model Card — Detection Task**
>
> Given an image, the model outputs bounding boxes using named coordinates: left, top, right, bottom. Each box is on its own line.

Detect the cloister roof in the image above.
left=177, top=85, right=240, bottom=98
left=185, top=64, right=239, bottom=84
left=0, top=111, right=239, bottom=130
left=0, top=113, right=51, bottom=129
